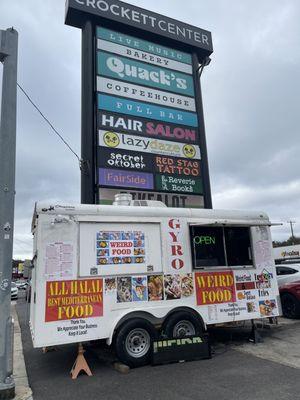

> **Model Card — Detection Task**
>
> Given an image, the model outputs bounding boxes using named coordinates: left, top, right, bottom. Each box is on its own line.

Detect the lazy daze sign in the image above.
left=65, top=0, right=213, bottom=207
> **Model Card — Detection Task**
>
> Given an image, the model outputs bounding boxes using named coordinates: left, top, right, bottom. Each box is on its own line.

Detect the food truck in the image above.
left=30, top=197, right=280, bottom=367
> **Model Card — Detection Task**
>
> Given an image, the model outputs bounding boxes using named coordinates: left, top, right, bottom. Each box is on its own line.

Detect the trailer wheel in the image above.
left=114, top=318, right=157, bottom=368
left=162, top=311, right=204, bottom=338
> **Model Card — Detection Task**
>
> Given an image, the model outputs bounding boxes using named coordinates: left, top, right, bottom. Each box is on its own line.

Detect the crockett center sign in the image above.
left=65, top=0, right=213, bottom=57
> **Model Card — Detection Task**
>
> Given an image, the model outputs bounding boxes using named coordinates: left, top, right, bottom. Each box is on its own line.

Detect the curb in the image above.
left=11, top=302, right=33, bottom=400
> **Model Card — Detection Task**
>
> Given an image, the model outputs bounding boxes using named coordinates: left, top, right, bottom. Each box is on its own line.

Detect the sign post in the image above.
left=0, top=27, right=18, bottom=400
left=66, top=0, right=213, bottom=208
left=81, top=20, right=95, bottom=204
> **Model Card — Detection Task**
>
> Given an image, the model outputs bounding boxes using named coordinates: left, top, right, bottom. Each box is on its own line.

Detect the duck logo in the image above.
left=183, top=144, right=196, bottom=159
left=103, top=131, right=120, bottom=148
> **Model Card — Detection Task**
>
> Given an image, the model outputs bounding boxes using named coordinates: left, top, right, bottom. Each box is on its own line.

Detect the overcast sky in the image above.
left=1, top=0, right=300, bottom=260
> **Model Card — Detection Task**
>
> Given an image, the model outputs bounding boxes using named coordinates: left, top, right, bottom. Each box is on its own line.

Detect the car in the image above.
left=26, top=280, right=32, bottom=303
left=276, top=264, right=300, bottom=286
left=11, top=282, right=18, bottom=300
left=15, top=280, right=28, bottom=290
left=279, top=280, right=300, bottom=319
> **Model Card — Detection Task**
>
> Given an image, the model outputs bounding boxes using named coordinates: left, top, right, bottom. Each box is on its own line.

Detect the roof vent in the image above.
left=113, top=193, right=133, bottom=206
left=133, top=200, right=149, bottom=207
left=113, top=194, right=167, bottom=207
left=131, top=200, right=167, bottom=208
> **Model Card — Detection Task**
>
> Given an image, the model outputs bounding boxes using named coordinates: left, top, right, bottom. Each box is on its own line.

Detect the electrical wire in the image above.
left=17, top=83, right=81, bottom=166
left=14, top=238, right=32, bottom=246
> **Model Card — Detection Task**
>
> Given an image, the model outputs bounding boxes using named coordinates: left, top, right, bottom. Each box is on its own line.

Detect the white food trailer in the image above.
left=30, top=198, right=280, bottom=367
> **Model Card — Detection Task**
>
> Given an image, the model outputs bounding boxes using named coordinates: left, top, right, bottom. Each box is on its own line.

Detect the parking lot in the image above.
left=16, top=294, right=300, bottom=400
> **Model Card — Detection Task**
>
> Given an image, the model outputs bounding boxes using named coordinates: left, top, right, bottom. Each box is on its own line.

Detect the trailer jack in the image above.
left=248, top=320, right=263, bottom=344
left=70, top=343, right=93, bottom=379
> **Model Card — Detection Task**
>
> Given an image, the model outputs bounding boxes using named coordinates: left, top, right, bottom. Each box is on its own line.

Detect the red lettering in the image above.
left=146, top=122, right=155, bottom=134
left=168, top=219, right=180, bottom=230
left=110, top=241, right=133, bottom=248
left=171, top=245, right=183, bottom=256
left=112, top=249, right=131, bottom=255
left=171, top=259, right=184, bottom=270
left=156, top=124, right=166, bottom=137
left=169, top=231, right=179, bottom=242
left=173, top=127, right=185, bottom=139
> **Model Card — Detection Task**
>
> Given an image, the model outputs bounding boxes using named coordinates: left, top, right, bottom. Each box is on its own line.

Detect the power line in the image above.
left=14, top=238, right=32, bottom=246
left=13, top=242, right=30, bottom=253
left=17, top=83, right=81, bottom=166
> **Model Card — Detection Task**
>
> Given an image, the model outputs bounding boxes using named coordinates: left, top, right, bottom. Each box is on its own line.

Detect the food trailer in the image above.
left=30, top=198, right=280, bottom=367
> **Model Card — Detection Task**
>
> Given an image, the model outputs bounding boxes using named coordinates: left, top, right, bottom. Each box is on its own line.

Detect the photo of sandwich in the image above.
left=164, top=275, right=181, bottom=300
left=148, top=275, right=163, bottom=301
left=117, top=277, right=132, bottom=303
left=132, top=277, right=147, bottom=302
left=181, top=274, right=194, bottom=298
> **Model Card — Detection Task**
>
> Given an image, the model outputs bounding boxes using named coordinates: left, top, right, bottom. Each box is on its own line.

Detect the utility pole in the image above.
left=287, top=220, right=296, bottom=244
left=0, top=28, right=18, bottom=400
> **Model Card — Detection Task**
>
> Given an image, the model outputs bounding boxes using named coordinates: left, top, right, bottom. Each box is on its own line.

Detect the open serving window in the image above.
left=189, top=226, right=253, bottom=269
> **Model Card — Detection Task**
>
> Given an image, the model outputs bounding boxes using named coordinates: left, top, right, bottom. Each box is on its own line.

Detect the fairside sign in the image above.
left=99, top=168, right=154, bottom=190
left=65, top=0, right=213, bottom=57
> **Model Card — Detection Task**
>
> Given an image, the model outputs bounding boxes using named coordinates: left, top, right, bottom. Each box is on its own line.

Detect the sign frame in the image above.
left=65, top=0, right=213, bottom=58
left=65, top=0, right=213, bottom=209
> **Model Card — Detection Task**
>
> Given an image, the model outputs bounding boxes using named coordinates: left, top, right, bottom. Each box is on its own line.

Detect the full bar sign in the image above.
left=65, top=0, right=213, bottom=208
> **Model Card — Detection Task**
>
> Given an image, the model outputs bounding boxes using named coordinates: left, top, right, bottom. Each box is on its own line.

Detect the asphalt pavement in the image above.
left=16, top=298, right=300, bottom=400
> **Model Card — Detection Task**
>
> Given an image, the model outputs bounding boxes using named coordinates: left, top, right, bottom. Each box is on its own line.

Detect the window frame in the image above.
left=189, top=225, right=254, bottom=271
left=276, top=266, right=298, bottom=276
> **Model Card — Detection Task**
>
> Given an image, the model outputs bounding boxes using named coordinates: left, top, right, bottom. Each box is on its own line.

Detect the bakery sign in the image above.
left=65, top=0, right=213, bottom=208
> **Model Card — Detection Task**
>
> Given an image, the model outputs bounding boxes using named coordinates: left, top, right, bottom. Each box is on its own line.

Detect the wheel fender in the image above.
left=106, top=309, right=157, bottom=346
left=164, top=306, right=206, bottom=331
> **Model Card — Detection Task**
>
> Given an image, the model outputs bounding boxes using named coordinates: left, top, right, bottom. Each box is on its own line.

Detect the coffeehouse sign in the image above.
left=66, top=0, right=213, bottom=208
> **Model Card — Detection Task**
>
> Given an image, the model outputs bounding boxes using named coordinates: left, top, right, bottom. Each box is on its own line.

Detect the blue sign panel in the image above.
left=98, top=94, right=198, bottom=127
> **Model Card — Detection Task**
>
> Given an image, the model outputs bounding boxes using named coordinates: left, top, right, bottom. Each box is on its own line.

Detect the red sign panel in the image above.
left=45, top=279, right=103, bottom=322
left=195, top=271, right=236, bottom=305
left=236, top=281, right=255, bottom=291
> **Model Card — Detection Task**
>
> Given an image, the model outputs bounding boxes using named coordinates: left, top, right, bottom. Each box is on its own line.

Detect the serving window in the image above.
left=190, top=226, right=252, bottom=269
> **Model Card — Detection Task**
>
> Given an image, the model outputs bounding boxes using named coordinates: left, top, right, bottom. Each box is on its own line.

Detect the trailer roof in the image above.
left=32, top=202, right=270, bottom=231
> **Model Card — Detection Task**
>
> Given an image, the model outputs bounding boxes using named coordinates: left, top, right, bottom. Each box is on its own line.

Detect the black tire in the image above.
left=114, top=318, right=157, bottom=368
left=162, top=311, right=204, bottom=338
left=281, top=293, right=300, bottom=319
